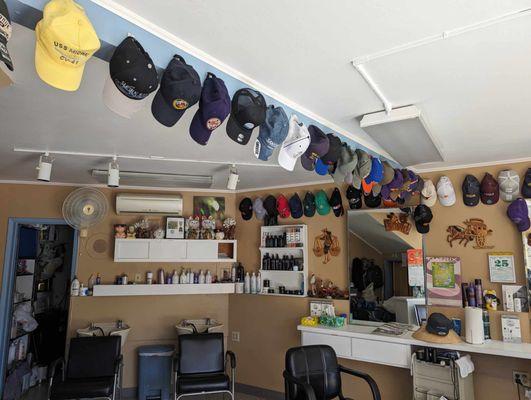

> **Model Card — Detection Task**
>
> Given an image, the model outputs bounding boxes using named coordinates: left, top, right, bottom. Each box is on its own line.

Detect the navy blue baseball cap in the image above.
left=254, top=105, right=289, bottom=161
left=289, top=193, right=303, bottom=219
left=189, top=73, right=230, bottom=145
left=300, top=125, right=330, bottom=171
left=152, top=55, right=201, bottom=127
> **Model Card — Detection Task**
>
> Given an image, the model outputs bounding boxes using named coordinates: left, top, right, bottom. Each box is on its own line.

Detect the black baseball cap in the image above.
left=263, top=195, right=278, bottom=217
left=364, top=191, right=382, bottom=208
left=152, top=55, right=201, bottom=127
left=462, top=175, right=480, bottom=206
left=346, top=185, right=362, bottom=209
left=226, top=88, right=266, bottom=145
left=0, top=0, right=13, bottom=71
left=239, top=197, right=253, bottom=220
left=426, top=313, right=453, bottom=336
left=103, top=37, right=158, bottom=118
left=320, top=134, right=342, bottom=165
left=289, top=193, right=303, bottom=219
left=329, top=188, right=344, bottom=217
left=189, top=73, right=230, bottom=145
left=303, top=192, right=316, bottom=217
left=300, top=125, right=330, bottom=171
left=414, top=204, right=433, bottom=234
left=523, top=168, right=531, bottom=198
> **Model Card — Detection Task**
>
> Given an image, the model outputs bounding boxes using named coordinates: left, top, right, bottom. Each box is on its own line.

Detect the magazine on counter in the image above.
left=372, top=322, right=418, bottom=336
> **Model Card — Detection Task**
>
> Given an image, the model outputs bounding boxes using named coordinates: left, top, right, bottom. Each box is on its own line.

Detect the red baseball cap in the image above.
left=276, top=195, right=291, bottom=218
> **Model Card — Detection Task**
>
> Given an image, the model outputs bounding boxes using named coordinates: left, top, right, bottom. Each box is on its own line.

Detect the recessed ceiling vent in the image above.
left=359, top=105, right=443, bottom=167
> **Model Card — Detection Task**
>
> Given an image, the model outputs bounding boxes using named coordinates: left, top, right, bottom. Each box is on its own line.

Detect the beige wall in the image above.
left=230, top=161, right=530, bottom=400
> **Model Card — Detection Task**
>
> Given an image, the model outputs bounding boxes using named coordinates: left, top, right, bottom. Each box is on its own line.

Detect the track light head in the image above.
left=36, top=153, right=53, bottom=182
left=226, top=164, right=239, bottom=190
left=107, top=157, right=120, bottom=187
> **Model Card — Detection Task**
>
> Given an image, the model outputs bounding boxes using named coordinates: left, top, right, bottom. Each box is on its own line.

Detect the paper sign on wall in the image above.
left=407, top=249, right=424, bottom=287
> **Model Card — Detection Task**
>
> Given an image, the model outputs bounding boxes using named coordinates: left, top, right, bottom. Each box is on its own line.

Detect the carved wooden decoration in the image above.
left=384, top=212, right=412, bottom=235
left=446, top=218, right=494, bottom=249
left=313, top=228, right=341, bottom=264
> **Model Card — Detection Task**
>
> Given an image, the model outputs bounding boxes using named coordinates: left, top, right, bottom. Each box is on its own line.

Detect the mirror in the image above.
left=348, top=208, right=426, bottom=326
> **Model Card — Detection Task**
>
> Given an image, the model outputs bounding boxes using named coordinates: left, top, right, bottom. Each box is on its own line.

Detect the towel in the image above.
left=455, top=354, right=475, bottom=378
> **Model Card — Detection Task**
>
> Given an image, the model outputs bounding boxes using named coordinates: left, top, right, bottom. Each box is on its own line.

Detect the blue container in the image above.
left=138, top=345, right=174, bottom=400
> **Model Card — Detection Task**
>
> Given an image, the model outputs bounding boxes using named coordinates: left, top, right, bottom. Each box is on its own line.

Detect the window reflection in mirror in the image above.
left=348, top=208, right=426, bottom=326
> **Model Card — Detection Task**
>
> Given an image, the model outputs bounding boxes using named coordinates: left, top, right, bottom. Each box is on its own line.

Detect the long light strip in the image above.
left=13, top=147, right=282, bottom=168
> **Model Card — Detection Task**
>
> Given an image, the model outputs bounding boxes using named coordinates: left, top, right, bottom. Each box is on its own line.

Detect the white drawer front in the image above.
left=186, top=241, right=218, bottom=259
left=115, top=240, right=149, bottom=260
left=351, top=337, right=411, bottom=368
left=149, top=240, right=187, bottom=259
left=301, top=332, right=352, bottom=358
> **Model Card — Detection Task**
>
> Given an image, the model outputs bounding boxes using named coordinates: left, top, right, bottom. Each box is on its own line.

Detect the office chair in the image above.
left=48, top=336, right=123, bottom=400
left=283, top=345, right=381, bottom=400
left=174, top=333, right=236, bottom=400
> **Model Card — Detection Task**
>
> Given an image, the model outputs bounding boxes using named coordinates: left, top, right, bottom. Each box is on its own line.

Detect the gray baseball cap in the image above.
left=253, top=197, right=266, bottom=219
left=355, top=149, right=372, bottom=179
left=333, top=144, right=358, bottom=184
left=254, top=105, right=289, bottom=161
left=498, top=170, right=520, bottom=202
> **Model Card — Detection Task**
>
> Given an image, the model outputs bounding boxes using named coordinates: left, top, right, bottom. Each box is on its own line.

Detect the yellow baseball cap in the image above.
left=35, top=0, right=100, bottom=91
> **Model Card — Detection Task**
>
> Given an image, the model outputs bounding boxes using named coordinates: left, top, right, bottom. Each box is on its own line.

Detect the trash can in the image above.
left=138, top=345, right=174, bottom=400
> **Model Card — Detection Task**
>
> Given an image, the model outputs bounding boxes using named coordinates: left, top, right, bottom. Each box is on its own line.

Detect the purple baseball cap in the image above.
left=189, top=73, right=231, bottom=145
left=507, top=198, right=530, bottom=232
left=300, top=125, right=329, bottom=171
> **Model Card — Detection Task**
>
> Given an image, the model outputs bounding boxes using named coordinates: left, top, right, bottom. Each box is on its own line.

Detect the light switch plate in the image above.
left=231, top=331, right=240, bottom=342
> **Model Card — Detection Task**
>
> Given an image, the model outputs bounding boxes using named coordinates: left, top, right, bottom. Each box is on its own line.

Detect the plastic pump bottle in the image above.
left=251, top=272, right=257, bottom=294
left=244, top=272, right=251, bottom=294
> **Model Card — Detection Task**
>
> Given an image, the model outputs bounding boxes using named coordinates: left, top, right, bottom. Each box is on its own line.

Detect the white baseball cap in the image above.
left=421, top=179, right=437, bottom=207
left=278, top=115, right=310, bottom=171
left=498, top=170, right=520, bottom=202
left=436, top=176, right=456, bottom=206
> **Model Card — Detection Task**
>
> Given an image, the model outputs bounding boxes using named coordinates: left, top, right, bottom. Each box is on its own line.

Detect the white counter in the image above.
left=298, top=324, right=531, bottom=368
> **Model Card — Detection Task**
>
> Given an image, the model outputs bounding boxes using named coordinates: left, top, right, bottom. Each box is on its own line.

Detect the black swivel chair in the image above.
left=283, top=345, right=381, bottom=400
left=48, top=336, right=123, bottom=400
left=174, top=332, right=236, bottom=400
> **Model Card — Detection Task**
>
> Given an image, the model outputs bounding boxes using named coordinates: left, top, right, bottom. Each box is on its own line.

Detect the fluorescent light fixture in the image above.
left=107, top=157, right=120, bottom=187
left=92, top=170, right=212, bottom=188
left=36, top=153, right=53, bottom=181
left=359, top=105, right=443, bottom=166
left=226, top=164, right=239, bottom=190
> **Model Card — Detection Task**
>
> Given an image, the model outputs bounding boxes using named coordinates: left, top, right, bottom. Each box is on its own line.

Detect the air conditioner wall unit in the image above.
left=116, top=194, right=183, bottom=215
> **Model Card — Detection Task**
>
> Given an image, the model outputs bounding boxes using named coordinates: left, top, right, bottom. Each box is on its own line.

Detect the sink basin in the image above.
left=175, top=318, right=223, bottom=335
left=76, top=322, right=130, bottom=352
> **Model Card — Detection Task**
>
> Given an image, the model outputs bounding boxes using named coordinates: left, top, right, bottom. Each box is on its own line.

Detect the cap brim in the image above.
left=463, top=195, right=479, bottom=207
left=314, top=160, right=329, bottom=176
left=421, top=196, right=437, bottom=207
left=35, top=39, right=83, bottom=91
left=226, top=115, right=252, bottom=145
left=103, top=75, right=148, bottom=119
left=0, top=35, right=14, bottom=71
left=278, top=148, right=297, bottom=171
left=241, top=211, right=252, bottom=221
left=300, top=155, right=316, bottom=171
left=255, top=137, right=274, bottom=161
left=517, top=218, right=531, bottom=232
left=415, top=221, right=430, bottom=234
left=189, top=110, right=214, bottom=145
left=151, top=89, right=186, bottom=127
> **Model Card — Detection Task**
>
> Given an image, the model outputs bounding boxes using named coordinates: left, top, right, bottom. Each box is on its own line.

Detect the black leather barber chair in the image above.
left=174, top=332, right=236, bottom=400
left=49, top=336, right=122, bottom=400
left=283, top=345, right=381, bottom=400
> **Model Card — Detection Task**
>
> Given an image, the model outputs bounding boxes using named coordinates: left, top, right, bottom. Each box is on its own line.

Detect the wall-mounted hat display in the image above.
left=152, top=54, right=201, bottom=127
left=507, top=197, right=530, bottom=232
left=315, top=190, right=330, bottom=215
left=436, top=176, right=456, bottom=206
left=263, top=195, right=277, bottom=217
left=315, top=134, right=341, bottom=176
left=35, top=0, right=100, bottom=91
left=253, top=197, right=266, bottom=220
left=303, top=191, right=316, bottom=217
left=289, top=193, right=303, bottom=219
left=254, top=105, right=288, bottom=161
left=498, top=170, right=520, bottom=202
left=276, top=194, right=290, bottom=218
left=332, top=144, right=357, bottom=185
left=346, top=185, right=362, bottom=209
left=328, top=188, right=344, bottom=217
left=0, top=0, right=13, bottom=71
left=278, top=115, right=310, bottom=171
left=227, top=88, right=266, bottom=145
left=480, top=173, right=499, bottom=205
left=103, top=37, right=158, bottom=118
left=189, top=72, right=230, bottom=145
left=414, top=204, right=433, bottom=234
left=420, top=179, right=437, bottom=207
left=522, top=168, right=531, bottom=198
left=239, top=197, right=253, bottom=220
left=300, top=125, right=329, bottom=171
left=462, top=174, right=480, bottom=207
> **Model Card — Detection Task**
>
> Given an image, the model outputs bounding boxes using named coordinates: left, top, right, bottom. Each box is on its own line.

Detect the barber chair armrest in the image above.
left=114, top=355, right=123, bottom=375
left=225, top=351, right=236, bottom=370
left=339, top=365, right=381, bottom=400
left=283, top=371, right=317, bottom=400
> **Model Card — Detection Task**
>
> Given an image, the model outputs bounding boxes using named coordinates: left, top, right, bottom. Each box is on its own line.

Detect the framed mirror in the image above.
left=347, top=208, right=426, bottom=326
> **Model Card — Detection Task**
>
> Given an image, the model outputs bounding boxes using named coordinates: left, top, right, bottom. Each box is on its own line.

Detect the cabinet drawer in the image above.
left=115, top=240, right=149, bottom=260
left=351, top=338, right=411, bottom=368
left=301, top=332, right=351, bottom=358
left=186, top=241, right=218, bottom=260
left=149, top=240, right=187, bottom=260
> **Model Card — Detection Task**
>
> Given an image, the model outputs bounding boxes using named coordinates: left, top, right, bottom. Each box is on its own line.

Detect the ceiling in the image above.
left=1, top=0, right=531, bottom=191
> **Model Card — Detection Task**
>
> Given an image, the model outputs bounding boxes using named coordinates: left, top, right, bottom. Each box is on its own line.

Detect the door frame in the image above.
left=0, top=218, right=79, bottom=394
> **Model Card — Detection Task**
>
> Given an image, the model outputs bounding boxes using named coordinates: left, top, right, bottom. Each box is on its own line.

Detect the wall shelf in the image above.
left=114, top=239, right=237, bottom=263
left=92, top=283, right=235, bottom=297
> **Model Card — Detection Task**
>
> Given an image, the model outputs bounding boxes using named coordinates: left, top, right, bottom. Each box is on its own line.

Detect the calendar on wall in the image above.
left=488, top=252, right=516, bottom=283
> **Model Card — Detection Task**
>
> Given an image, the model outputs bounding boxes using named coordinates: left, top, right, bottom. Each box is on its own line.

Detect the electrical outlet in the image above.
left=134, top=273, right=142, bottom=283
left=513, top=371, right=529, bottom=386
left=231, top=331, right=240, bottom=342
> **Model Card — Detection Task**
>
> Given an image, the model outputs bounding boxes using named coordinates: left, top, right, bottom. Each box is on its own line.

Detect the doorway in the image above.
left=0, top=219, right=78, bottom=399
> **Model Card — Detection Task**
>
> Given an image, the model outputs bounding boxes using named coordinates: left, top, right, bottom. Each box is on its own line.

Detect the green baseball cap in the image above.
left=315, top=190, right=331, bottom=215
